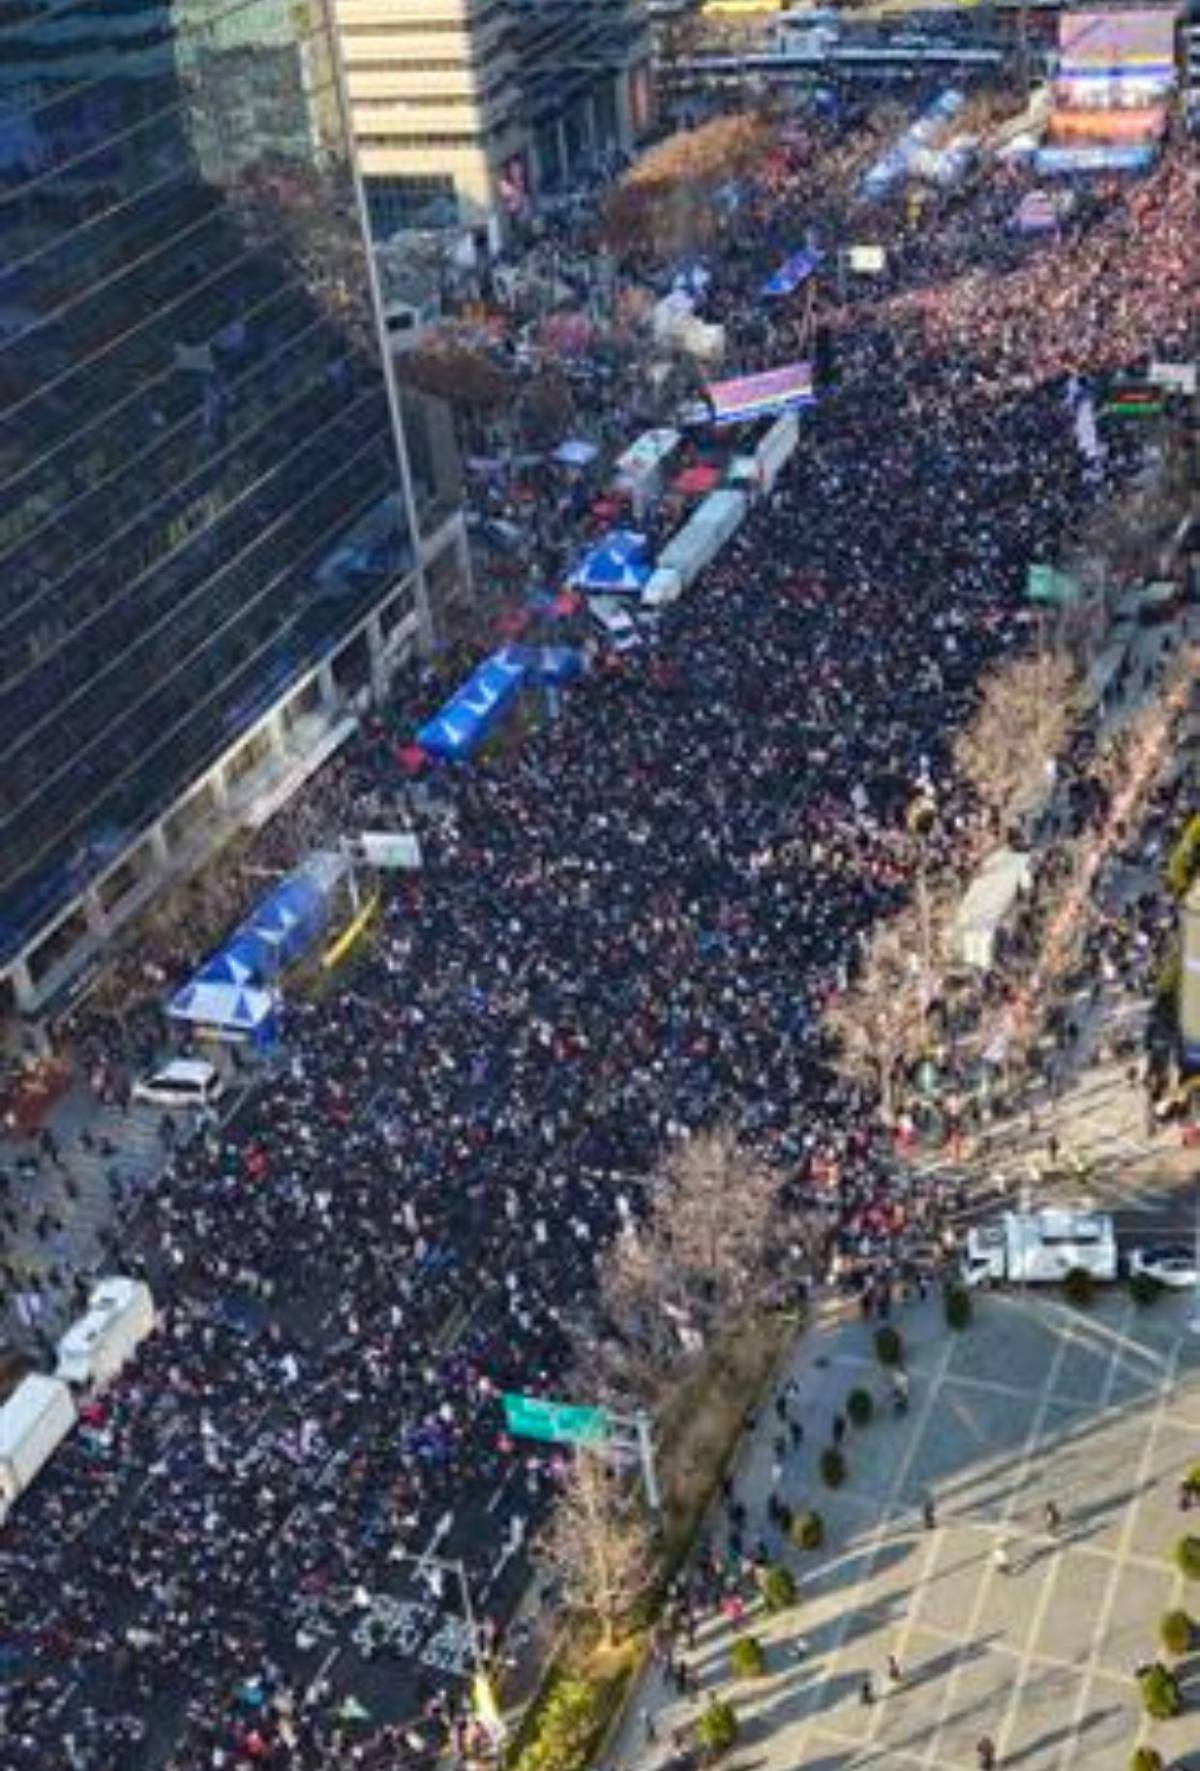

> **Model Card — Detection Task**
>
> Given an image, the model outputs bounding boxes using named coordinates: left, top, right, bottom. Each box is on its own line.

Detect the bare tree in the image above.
left=395, top=341, right=509, bottom=415
left=517, top=367, right=576, bottom=449
left=603, top=114, right=774, bottom=261
left=583, top=1127, right=779, bottom=1409
left=954, top=651, right=1075, bottom=836
left=825, top=905, right=929, bottom=1123
left=539, top=1451, right=653, bottom=1646
left=653, top=1126, right=779, bottom=1335
left=592, top=1222, right=696, bottom=1408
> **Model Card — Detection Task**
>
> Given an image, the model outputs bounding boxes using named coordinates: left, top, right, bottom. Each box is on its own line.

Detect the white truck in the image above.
left=0, top=1373, right=77, bottom=1525
left=962, top=1209, right=1117, bottom=1288
left=56, top=1276, right=156, bottom=1392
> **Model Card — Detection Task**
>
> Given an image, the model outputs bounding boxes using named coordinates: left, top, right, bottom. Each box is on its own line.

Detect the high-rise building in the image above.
left=334, top=0, right=653, bottom=243
left=0, top=0, right=469, bottom=1017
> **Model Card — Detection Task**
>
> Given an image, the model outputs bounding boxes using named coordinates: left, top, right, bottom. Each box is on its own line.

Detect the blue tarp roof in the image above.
left=571, top=529, right=652, bottom=594
left=200, top=933, right=275, bottom=986
left=514, top=645, right=585, bottom=686
left=417, top=647, right=529, bottom=761
left=761, top=248, right=823, bottom=297
left=190, top=853, right=346, bottom=1000
left=168, top=979, right=277, bottom=1035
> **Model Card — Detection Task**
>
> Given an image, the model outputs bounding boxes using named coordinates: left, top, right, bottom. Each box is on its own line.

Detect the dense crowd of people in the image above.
left=2, top=84, right=1196, bottom=1771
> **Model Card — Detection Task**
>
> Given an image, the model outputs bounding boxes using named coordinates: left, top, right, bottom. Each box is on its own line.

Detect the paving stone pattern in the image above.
left=615, top=1292, right=1200, bottom=1771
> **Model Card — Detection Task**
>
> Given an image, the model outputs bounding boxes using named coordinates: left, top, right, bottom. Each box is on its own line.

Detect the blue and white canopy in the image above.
left=570, top=529, right=652, bottom=595
left=168, top=979, right=278, bottom=1039
left=417, top=646, right=530, bottom=761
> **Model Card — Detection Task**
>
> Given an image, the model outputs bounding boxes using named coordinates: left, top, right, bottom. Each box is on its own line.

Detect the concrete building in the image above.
left=0, top=0, right=471, bottom=1022
left=333, top=0, right=653, bottom=244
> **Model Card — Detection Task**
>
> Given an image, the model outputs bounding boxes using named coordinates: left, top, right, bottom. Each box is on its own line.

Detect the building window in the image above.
left=366, top=175, right=459, bottom=234
left=357, top=132, right=482, bottom=149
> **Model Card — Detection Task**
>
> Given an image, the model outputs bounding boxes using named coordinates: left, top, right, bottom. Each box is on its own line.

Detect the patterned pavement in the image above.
left=616, top=1291, right=1200, bottom=1771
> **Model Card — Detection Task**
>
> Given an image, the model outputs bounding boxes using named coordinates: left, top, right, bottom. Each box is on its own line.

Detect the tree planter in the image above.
left=846, top=1387, right=874, bottom=1427
left=697, top=1697, right=738, bottom=1759
left=761, top=1564, right=797, bottom=1612
left=1139, top=1661, right=1182, bottom=1720
left=730, top=1635, right=766, bottom=1679
left=792, top=1509, right=825, bottom=1552
left=1160, top=1608, right=1194, bottom=1656
left=820, top=1446, right=847, bottom=1489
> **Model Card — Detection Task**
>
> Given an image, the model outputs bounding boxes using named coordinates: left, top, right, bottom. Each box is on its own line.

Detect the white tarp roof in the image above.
left=167, top=979, right=277, bottom=1031
left=955, top=848, right=1032, bottom=970
left=616, top=428, right=680, bottom=480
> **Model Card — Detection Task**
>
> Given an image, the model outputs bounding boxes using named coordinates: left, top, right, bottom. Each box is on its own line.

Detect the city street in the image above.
left=614, top=1290, right=1200, bottom=1771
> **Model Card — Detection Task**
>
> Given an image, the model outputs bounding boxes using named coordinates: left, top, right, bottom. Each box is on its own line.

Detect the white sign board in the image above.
left=1149, top=361, right=1197, bottom=396
left=849, top=245, right=887, bottom=274
left=358, top=831, right=423, bottom=871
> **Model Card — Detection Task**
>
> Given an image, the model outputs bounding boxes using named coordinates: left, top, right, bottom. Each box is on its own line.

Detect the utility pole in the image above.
left=907, top=789, right=938, bottom=1049
left=633, top=1411, right=661, bottom=1512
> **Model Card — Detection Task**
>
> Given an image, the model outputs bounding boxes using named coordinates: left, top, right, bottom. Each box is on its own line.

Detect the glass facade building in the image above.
left=0, top=0, right=416, bottom=967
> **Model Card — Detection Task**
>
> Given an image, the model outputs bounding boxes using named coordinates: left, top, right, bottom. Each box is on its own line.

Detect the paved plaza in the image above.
left=620, top=1290, right=1200, bottom=1771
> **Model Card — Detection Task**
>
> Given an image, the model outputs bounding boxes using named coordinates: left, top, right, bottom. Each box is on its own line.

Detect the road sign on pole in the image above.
left=502, top=1393, right=611, bottom=1447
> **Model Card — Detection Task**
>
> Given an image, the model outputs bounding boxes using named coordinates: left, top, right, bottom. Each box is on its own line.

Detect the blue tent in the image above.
left=249, top=872, right=327, bottom=966
left=515, top=645, right=585, bottom=686
left=417, top=647, right=530, bottom=761
left=761, top=248, right=823, bottom=297
left=571, top=529, right=652, bottom=595
left=200, top=932, right=276, bottom=987
left=167, top=978, right=279, bottom=1047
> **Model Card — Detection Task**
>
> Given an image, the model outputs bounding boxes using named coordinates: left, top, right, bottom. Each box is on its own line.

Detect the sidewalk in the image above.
left=608, top=1286, right=1200, bottom=1771
left=1, top=1062, right=252, bottom=1345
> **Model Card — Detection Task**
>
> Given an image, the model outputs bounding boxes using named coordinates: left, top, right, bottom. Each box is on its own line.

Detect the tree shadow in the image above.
left=797, top=1534, right=915, bottom=1600
left=998, top=1699, right=1124, bottom=1766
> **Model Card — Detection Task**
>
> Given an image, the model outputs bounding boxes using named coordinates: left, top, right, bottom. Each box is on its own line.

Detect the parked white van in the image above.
left=131, top=1057, right=223, bottom=1110
left=587, top=597, right=642, bottom=654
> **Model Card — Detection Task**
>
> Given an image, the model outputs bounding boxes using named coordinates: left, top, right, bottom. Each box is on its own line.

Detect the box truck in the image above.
left=962, top=1209, right=1117, bottom=1288
left=0, top=1373, right=76, bottom=1524
left=56, top=1277, right=156, bottom=1392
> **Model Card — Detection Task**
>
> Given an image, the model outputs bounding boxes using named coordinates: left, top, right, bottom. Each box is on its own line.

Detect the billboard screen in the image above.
left=1058, top=8, right=1177, bottom=74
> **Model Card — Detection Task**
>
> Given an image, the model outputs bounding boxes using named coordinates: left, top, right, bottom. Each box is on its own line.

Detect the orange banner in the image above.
left=1049, top=106, right=1166, bottom=142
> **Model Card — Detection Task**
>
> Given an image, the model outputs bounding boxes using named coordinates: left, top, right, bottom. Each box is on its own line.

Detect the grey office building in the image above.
left=0, top=1, right=466, bottom=1015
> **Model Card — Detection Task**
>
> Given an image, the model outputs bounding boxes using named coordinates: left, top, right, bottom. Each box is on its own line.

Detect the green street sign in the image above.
left=503, top=1393, right=611, bottom=1447
left=1026, top=564, right=1081, bottom=606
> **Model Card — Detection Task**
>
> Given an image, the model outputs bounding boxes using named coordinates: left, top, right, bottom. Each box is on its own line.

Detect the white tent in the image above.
left=167, top=978, right=278, bottom=1041
left=955, top=849, right=1032, bottom=971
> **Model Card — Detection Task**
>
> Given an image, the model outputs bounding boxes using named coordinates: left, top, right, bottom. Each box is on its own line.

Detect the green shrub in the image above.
left=761, top=1563, right=797, bottom=1612
left=1062, top=1266, right=1096, bottom=1308
left=1175, top=1534, right=1200, bottom=1579
left=696, top=1698, right=738, bottom=1756
left=1155, top=946, right=1181, bottom=1004
left=1129, top=1270, right=1162, bottom=1307
left=1167, top=812, right=1200, bottom=897
left=1131, top=1747, right=1164, bottom=1771
left=820, top=1445, right=847, bottom=1489
left=846, top=1386, right=874, bottom=1427
left=1186, top=1462, right=1200, bottom=1495
left=729, top=1634, right=766, bottom=1678
left=791, top=1509, right=825, bottom=1552
left=515, top=1675, right=602, bottom=1771
left=1160, top=1608, right=1194, bottom=1655
left=874, top=1324, right=904, bottom=1366
left=1139, top=1661, right=1182, bottom=1720
left=944, top=1285, right=973, bottom=1330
